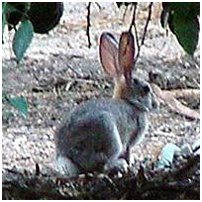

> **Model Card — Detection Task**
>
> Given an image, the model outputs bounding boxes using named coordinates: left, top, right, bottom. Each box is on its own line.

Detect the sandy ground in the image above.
left=2, top=2, right=200, bottom=174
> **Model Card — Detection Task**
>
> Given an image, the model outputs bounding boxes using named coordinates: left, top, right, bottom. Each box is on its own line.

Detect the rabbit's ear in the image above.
left=99, top=32, right=120, bottom=77
left=118, top=31, right=135, bottom=83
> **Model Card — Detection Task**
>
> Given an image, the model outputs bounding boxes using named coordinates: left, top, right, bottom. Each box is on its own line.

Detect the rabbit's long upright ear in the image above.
left=118, top=31, right=135, bottom=83
left=99, top=32, right=120, bottom=77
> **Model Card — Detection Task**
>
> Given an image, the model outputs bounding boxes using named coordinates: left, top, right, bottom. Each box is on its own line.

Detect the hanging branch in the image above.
left=122, top=5, right=128, bottom=22
left=140, top=2, right=153, bottom=47
left=129, top=3, right=137, bottom=32
left=95, top=2, right=101, bottom=10
left=130, top=2, right=153, bottom=66
left=129, top=3, right=140, bottom=53
left=86, top=2, right=91, bottom=48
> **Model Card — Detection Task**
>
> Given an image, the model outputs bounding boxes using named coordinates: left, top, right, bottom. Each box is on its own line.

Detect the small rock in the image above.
left=180, top=143, right=192, bottom=158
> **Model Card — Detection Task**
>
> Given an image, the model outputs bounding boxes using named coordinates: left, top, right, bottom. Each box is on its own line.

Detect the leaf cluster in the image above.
left=2, top=2, right=63, bottom=62
left=161, top=2, right=200, bottom=56
left=117, top=2, right=200, bottom=56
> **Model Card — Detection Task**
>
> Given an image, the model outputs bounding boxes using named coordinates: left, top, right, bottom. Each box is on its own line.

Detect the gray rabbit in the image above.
left=55, top=31, right=158, bottom=176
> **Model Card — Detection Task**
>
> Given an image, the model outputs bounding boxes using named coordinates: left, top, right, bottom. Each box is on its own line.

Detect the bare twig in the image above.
left=129, top=3, right=139, bottom=51
left=86, top=2, right=91, bottom=48
left=129, top=3, right=137, bottom=32
left=95, top=2, right=101, bottom=10
left=133, top=2, right=153, bottom=66
left=122, top=6, right=128, bottom=22
left=140, top=2, right=153, bottom=47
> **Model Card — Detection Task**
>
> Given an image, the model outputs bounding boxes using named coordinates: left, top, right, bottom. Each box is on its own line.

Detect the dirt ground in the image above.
left=2, top=3, right=200, bottom=174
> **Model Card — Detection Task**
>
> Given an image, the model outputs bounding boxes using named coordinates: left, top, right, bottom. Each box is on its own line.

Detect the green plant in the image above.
left=3, top=94, right=28, bottom=118
left=2, top=2, right=63, bottom=62
left=160, top=2, right=199, bottom=56
left=3, top=3, right=33, bottom=62
left=117, top=2, right=200, bottom=56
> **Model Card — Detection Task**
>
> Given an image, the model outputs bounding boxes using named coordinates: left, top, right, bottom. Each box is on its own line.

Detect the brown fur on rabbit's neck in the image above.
left=113, top=76, right=131, bottom=100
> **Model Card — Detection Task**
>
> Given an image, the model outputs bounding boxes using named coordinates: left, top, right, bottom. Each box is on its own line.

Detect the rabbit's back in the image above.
left=57, top=98, right=146, bottom=143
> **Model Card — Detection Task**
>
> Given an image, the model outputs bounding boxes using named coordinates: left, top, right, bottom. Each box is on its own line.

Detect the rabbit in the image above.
left=55, top=31, right=158, bottom=176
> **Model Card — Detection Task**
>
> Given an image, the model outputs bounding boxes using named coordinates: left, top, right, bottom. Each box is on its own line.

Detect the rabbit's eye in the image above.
left=133, top=78, right=139, bottom=85
left=143, top=85, right=150, bottom=93
left=140, top=85, right=150, bottom=97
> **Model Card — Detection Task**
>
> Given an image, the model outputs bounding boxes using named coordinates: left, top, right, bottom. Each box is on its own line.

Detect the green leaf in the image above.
left=172, top=12, right=199, bottom=55
left=13, top=19, right=34, bottom=62
left=9, top=96, right=28, bottom=118
left=157, top=143, right=180, bottom=169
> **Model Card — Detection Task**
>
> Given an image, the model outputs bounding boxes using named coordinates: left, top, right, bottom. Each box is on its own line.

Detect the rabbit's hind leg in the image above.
left=77, top=112, right=124, bottom=169
left=68, top=111, right=125, bottom=173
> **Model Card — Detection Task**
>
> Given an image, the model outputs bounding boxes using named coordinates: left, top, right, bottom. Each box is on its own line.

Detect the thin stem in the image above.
left=134, top=2, right=153, bottom=66
left=129, top=3, right=137, bottom=32
left=140, top=2, right=153, bottom=47
left=86, top=2, right=91, bottom=48
left=132, top=4, right=140, bottom=51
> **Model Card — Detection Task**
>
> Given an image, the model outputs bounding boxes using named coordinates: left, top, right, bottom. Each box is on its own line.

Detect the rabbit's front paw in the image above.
left=104, top=158, right=128, bottom=174
left=56, top=155, right=79, bottom=176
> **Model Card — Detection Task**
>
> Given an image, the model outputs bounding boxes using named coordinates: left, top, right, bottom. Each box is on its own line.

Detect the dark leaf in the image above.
left=6, top=3, right=31, bottom=30
left=160, top=2, right=200, bottom=55
left=28, top=2, right=63, bottom=34
left=172, top=12, right=199, bottom=55
left=170, top=2, right=199, bottom=17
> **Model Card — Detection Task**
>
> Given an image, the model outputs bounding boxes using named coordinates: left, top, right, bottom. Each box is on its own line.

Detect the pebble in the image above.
left=180, top=144, right=192, bottom=158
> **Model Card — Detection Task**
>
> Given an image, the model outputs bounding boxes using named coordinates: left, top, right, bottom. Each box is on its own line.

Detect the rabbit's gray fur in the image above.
left=55, top=78, right=157, bottom=176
